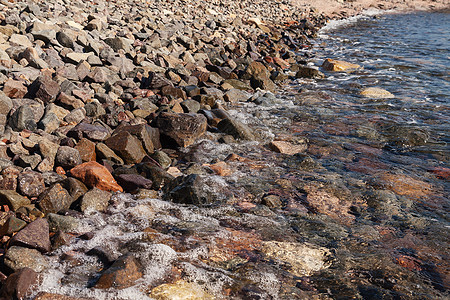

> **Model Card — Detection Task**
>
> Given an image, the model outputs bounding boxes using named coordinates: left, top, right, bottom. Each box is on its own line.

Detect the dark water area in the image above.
left=34, top=12, right=449, bottom=299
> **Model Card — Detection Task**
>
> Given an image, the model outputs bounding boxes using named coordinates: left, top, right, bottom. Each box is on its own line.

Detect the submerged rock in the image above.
left=360, top=87, right=394, bottom=98
left=322, top=58, right=361, bottom=72
left=95, top=254, right=143, bottom=289
left=150, top=280, right=213, bottom=300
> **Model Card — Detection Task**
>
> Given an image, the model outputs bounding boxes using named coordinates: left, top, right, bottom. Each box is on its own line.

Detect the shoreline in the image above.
left=0, top=0, right=448, bottom=298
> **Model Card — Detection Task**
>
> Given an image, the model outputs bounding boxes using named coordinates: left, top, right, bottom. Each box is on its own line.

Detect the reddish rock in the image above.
left=95, top=254, right=143, bottom=289
left=156, top=112, right=207, bottom=147
left=245, top=61, right=270, bottom=80
left=105, top=131, right=147, bottom=164
left=114, top=124, right=154, bottom=154
left=427, top=167, right=450, bottom=180
left=30, top=76, right=60, bottom=103
left=0, top=267, right=39, bottom=300
left=57, top=92, right=84, bottom=109
left=75, top=138, right=96, bottom=162
left=377, top=173, right=433, bottom=198
left=10, top=218, right=51, bottom=253
left=0, top=166, right=20, bottom=190
left=69, top=161, right=123, bottom=192
left=269, top=140, right=307, bottom=155
left=3, top=79, right=27, bottom=99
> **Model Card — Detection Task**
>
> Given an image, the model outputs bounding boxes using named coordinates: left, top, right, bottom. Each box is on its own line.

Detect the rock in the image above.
left=262, top=241, right=331, bottom=276
left=360, top=87, right=394, bottom=98
left=68, top=122, right=111, bottom=141
left=37, top=183, right=74, bottom=215
left=0, top=268, right=39, bottom=300
left=69, top=161, right=123, bottom=192
left=9, top=218, right=51, bottom=253
left=114, top=124, right=155, bottom=155
left=136, top=163, right=174, bottom=190
left=150, top=280, right=213, bottom=300
left=245, top=61, right=271, bottom=80
left=95, top=143, right=124, bottom=165
left=29, top=76, right=60, bottom=103
left=51, top=230, right=74, bottom=249
left=376, top=173, right=433, bottom=198
left=321, top=58, right=361, bottom=72
left=268, top=140, right=307, bottom=155
left=0, top=167, right=20, bottom=190
left=105, top=131, right=147, bottom=165
left=47, top=213, right=81, bottom=233
left=34, top=292, right=93, bottom=300
left=4, top=246, right=48, bottom=272
left=0, top=49, right=11, bottom=68
left=0, top=216, right=27, bottom=236
left=38, top=112, right=60, bottom=133
left=224, top=89, right=251, bottom=103
left=17, top=171, right=45, bottom=198
left=156, top=112, right=207, bottom=147
left=56, top=146, right=82, bottom=169
left=57, top=92, right=85, bottom=110
left=150, top=150, right=171, bottom=169
left=116, top=174, right=153, bottom=193
left=80, top=188, right=111, bottom=213
left=16, top=154, right=42, bottom=169
left=75, top=138, right=96, bottom=162
left=95, top=254, right=143, bottom=289
left=217, top=118, right=256, bottom=140
left=261, top=194, right=282, bottom=208
left=9, top=105, right=37, bottom=132
left=61, top=177, right=88, bottom=202
left=3, top=80, right=27, bottom=99
left=66, top=52, right=93, bottom=64
left=0, top=190, right=30, bottom=211
left=295, top=66, right=325, bottom=79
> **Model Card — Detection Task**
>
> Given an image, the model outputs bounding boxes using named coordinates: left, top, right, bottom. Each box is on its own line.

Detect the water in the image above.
left=34, top=12, right=449, bottom=299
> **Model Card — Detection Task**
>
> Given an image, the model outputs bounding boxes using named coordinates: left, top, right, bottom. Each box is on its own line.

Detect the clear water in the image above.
left=34, top=12, right=449, bottom=299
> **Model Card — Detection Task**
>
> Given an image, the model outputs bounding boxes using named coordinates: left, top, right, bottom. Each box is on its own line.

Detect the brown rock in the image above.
left=156, top=112, right=207, bottom=147
left=321, top=58, right=361, bottom=72
left=114, top=124, right=154, bottom=154
left=268, top=140, right=307, bottom=155
left=0, top=216, right=27, bottom=236
left=116, top=174, right=153, bottom=193
left=75, top=138, right=96, bottom=162
left=17, top=170, right=45, bottom=198
left=30, top=76, right=60, bottom=103
left=0, top=166, right=21, bottom=190
left=245, top=61, right=270, bottom=80
left=37, top=183, right=74, bottom=215
left=80, top=187, right=111, bottom=213
left=0, top=190, right=30, bottom=211
left=95, top=143, right=124, bottom=165
left=3, top=79, right=27, bottom=99
left=377, top=173, right=433, bottom=198
left=34, top=292, right=94, bottom=300
left=95, top=254, right=143, bottom=289
left=105, top=131, right=147, bottom=165
left=0, top=267, right=39, bottom=300
left=10, top=218, right=51, bottom=253
left=69, top=161, right=123, bottom=192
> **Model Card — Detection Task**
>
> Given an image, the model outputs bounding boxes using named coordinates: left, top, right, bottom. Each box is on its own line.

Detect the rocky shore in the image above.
left=0, top=0, right=448, bottom=299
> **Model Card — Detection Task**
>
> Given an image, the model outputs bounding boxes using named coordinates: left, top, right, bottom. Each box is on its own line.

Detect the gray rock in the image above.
left=9, top=218, right=51, bottom=253
left=80, top=187, right=111, bottom=213
left=4, top=246, right=48, bottom=273
left=17, top=171, right=45, bottom=198
left=47, top=213, right=81, bottom=233
left=217, top=118, right=256, bottom=140
left=55, top=146, right=82, bottom=169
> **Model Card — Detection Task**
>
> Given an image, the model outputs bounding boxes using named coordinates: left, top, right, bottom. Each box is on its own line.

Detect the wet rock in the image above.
left=4, top=246, right=48, bottom=272
left=376, top=173, right=433, bottom=198
left=295, top=66, right=325, bottom=79
left=3, top=80, right=27, bottom=99
left=69, top=161, right=123, bottom=192
left=262, top=241, right=331, bottom=276
left=95, top=254, right=143, bottom=289
left=269, top=140, right=307, bottom=155
left=360, top=87, right=394, bottom=99
left=150, top=280, right=213, bottom=300
left=0, top=267, right=39, bottom=300
left=105, top=131, right=147, bottom=164
left=0, top=190, right=30, bottom=211
left=80, top=188, right=111, bottom=213
left=47, top=213, right=81, bottom=233
left=217, top=118, right=256, bottom=140
left=116, top=174, right=153, bottom=193
left=156, top=112, right=207, bottom=148
left=56, top=146, right=82, bottom=169
left=34, top=292, right=93, bottom=300
left=37, top=183, right=74, bottom=215
left=10, top=218, right=51, bottom=253
left=321, top=58, right=361, bottom=72
left=0, top=216, right=27, bottom=236
left=17, top=171, right=45, bottom=198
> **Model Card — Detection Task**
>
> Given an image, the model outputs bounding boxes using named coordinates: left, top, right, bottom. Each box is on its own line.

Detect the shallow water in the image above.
left=34, top=12, right=449, bottom=299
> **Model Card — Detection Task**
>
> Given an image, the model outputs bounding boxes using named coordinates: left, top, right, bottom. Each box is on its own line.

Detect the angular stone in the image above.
left=3, top=79, right=27, bottom=99
left=51, top=230, right=74, bottom=249
left=4, top=246, right=48, bottom=272
left=360, top=87, right=394, bottom=99
left=66, top=52, right=93, bottom=64
left=60, top=177, right=88, bottom=202
left=80, top=187, right=111, bottom=213
left=144, top=72, right=173, bottom=89
left=56, top=31, right=74, bottom=48
left=224, top=89, right=251, bottom=103
left=0, top=49, right=11, bottom=68
left=10, top=218, right=51, bottom=253
left=0, top=190, right=30, bottom=211
left=17, top=170, right=45, bottom=198
left=29, top=76, right=60, bottom=103
left=57, top=92, right=85, bottom=109
left=9, top=105, right=37, bottom=132
left=95, top=254, right=143, bottom=289
left=56, top=146, right=82, bottom=169
left=0, top=216, right=27, bottom=236
left=67, top=122, right=110, bottom=141
left=75, top=138, right=96, bottom=162
left=0, top=167, right=20, bottom=191
left=245, top=61, right=270, bottom=80
left=322, top=58, right=361, bottom=72
left=95, top=143, right=124, bottom=165
left=105, top=131, right=147, bottom=165
left=38, top=112, right=60, bottom=133
left=116, top=174, right=153, bottom=193
left=0, top=267, right=39, bottom=300
left=114, top=124, right=154, bottom=154
left=69, top=161, right=123, bottom=192
left=156, top=112, right=207, bottom=148
left=217, top=118, right=256, bottom=140
left=269, top=140, right=307, bottom=155
left=37, top=183, right=74, bottom=215
left=86, top=67, right=108, bottom=83
left=47, top=213, right=81, bottom=233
